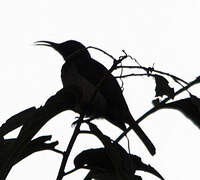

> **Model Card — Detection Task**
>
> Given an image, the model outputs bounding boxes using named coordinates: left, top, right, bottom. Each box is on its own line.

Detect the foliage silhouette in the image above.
left=76, top=123, right=164, bottom=180
left=0, top=107, right=36, bottom=137
left=158, top=95, right=200, bottom=128
left=73, top=147, right=164, bottom=180
left=0, top=135, right=58, bottom=168
left=0, top=40, right=199, bottom=180
left=154, top=75, right=174, bottom=98
left=0, top=88, right=81, bottom=179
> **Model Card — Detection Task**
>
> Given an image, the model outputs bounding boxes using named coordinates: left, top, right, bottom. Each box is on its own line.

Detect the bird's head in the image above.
left=35, top=40, right=90, bottom=61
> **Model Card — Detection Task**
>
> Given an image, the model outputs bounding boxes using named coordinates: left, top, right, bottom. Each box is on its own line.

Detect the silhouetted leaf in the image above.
left=0, top=135, right=58, bottom=168
left=74, top=148, right=112, bottom=171
left=0, top=88, right=80, bottom=179
left=19, top=135, right=58, bottom=161
left=131, top=155, right=164, bottom=180
left=84, top=170, right=142, bottom=180
left=0, top=107, right=36, bottom=137
left=162, top=95, right=200, bottom=128
left=154, top=75, right=174, bottom=98
left=86, top=124, right=164, bottom=179
left=44, top=86, right=82, bottom=111
left=17, top=87, right=81, bottom=140
left=74, top=148, right=164, bottom=180
left=88, top=123, right=129, bottom=174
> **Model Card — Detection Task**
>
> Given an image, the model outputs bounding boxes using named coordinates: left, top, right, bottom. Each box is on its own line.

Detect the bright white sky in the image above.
left=0, top=0, right=200, bottom=179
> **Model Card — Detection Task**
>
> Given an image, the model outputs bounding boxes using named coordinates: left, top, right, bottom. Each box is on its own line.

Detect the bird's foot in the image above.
left=71, top=116, right=97, bottom=127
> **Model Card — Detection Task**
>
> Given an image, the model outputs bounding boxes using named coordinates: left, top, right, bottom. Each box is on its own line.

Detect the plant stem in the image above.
left=56, top=114, right=84, bottom=180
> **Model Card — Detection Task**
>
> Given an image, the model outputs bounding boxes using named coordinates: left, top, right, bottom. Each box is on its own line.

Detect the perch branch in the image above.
left=56, top=114, right=84, bottom=180
left=115, top=76, right=200, bottom=142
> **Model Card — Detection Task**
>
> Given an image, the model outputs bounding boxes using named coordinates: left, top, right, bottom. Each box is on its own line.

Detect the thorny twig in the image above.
left=116, top=65, right=189, bottom=87
left=87, top=46, right=116, bottom=61
left=115, top=72, right=190, bottom=94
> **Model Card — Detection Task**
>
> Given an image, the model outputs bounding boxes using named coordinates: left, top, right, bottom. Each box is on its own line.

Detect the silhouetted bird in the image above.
left=35, top=40, right=155, bottom=155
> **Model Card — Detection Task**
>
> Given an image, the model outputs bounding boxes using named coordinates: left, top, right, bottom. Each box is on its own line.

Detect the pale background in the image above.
left=0, top=0, right=200, bottom=179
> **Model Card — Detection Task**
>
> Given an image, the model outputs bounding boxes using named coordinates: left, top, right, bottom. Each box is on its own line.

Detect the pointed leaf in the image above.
left=0, top=135, right=58, bottom=168
left=18, top=135, right=58, bottom=162
left=84, top=170, right=142, bottom=180
left=162, top=96, right=200, bottom=128
left=0, top=107, right=36, bottom=137
left=131, top=155, right=164, bottom=180
left=74, top=147, right=164, bottom=180
left=74, top=148, right=112, bottom=171
left=88, top=123, right=129, bottom=175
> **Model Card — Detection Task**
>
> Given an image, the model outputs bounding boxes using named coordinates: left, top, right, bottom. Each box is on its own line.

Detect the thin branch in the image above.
left=50, top=148, right=64, bottom=155
left=79, top=130, right=93, bottom=134
left=56, top=114, right=84, bottom=180
left=118, top=61, right=124, bottom=91
left=153, top=68, right=188, bottom=85
left=116, top=65, right=189, bottom=86
left=115, top=73, right=150, bottom=78
left=115, top=76, right=200, bottom=142
left=64, top=168, right=80, bottom=176
left=87, top=46, right=116, bottom=61
left=115, top=67, right=191, bottom=95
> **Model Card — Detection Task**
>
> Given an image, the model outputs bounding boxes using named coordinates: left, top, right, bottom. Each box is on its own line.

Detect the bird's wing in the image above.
left=74, top=57, right=129, bottom=110
left=75, top=58, right=156, bottom=156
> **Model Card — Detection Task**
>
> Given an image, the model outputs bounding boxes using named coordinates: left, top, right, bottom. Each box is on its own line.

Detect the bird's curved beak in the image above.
left=34, top=41, right=58, bottom=49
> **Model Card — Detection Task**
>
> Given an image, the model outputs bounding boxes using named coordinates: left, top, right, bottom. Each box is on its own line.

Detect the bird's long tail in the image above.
left=126, top=116, right=156, bottom=155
